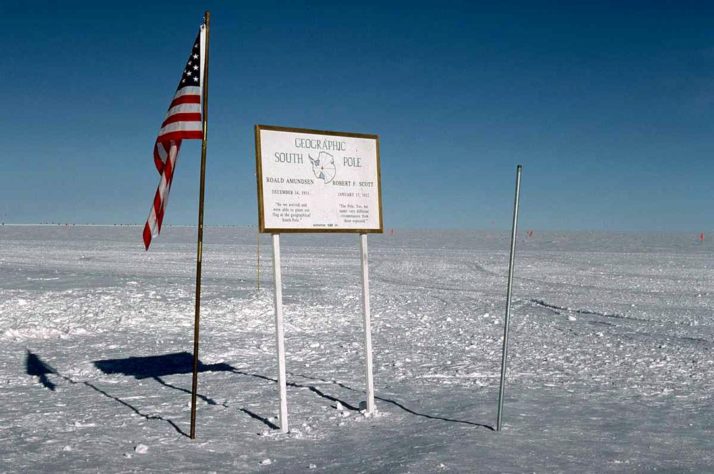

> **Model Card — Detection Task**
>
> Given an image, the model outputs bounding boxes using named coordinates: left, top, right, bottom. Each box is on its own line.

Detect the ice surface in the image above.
left=0, top=225, right=712, bottom=472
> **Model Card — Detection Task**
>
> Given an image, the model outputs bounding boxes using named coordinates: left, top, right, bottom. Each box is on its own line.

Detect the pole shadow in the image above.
left=289, top=371, right=495, bottom=431
left=230, top=369, right=360, bottom=411
left=239, top=408, right=279, bottom=430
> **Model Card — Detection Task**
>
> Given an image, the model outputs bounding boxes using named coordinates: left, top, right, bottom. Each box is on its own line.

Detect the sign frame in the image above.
left=255, top=124, right=384, bottom=234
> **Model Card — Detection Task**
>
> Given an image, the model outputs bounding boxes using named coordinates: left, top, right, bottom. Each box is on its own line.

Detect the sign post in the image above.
left=255, top=125, right=383, bottom=429
left=271, top=233, right=289, bottom=433
left=497, top=164, right=522, bottom=431
left=359, top=233, right=375, bottom=413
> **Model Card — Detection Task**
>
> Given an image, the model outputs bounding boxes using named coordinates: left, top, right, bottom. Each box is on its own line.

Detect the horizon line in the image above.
left=0, top=223, right=708, bottom=235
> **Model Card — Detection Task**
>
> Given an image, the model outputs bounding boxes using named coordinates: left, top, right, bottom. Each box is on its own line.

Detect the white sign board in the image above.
left=255, top=125, right=383, bottom=233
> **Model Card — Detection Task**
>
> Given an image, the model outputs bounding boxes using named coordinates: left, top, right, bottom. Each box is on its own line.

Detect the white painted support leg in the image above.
left=272, top=233, right=288, bottom=433
left=360, top=233, right=376, bottom=414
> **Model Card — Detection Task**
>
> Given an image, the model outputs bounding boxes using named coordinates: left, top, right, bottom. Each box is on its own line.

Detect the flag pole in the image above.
left=496, top=164, right=522, bottom=431
left=190, top=10, right=210, bottom=440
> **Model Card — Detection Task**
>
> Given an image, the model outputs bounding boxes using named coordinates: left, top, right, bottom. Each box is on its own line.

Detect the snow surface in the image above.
left=0, top=225, right=712, bottom=472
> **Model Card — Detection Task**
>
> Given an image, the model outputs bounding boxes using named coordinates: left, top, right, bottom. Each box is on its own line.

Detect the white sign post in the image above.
left=271, top=233, right=289, bottom=433
left=255, top=125, right=383, bottom=432
left=359, top=233, right=375, bottom=413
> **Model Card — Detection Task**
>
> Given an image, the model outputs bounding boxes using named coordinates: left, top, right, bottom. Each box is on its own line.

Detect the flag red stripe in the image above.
left=156, top=130, right=203, bottom=142
left=161, top=113, right=202, bottom=127
left=170, top=95, right=201, bottom=108
left=163, top=155, right=174, bottom=182
left=143, top=223, right=153, bottom=250
left=152, top=188, right=163, bottom=219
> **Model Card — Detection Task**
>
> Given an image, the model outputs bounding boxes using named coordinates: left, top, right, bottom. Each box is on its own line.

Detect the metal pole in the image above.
left=272, top=233, right=289, bottom=433
left=497, top=164, right=522, bottom=432
left=360, top=233, right=375, bottom=413
left=190, top=10, right=210, bottom=440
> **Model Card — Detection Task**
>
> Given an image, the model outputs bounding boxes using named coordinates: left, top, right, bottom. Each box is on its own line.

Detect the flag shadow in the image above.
left=26, top=350, right=58, bottom=391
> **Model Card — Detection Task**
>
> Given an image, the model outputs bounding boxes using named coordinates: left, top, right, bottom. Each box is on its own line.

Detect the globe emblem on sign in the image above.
left=309, top=152, right=337, bottom=184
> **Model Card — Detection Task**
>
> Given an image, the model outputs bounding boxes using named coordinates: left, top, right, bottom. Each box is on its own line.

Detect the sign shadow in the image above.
left=25, top=350, right=190, bottom=437
left=93, top=351, right=233, bottom=407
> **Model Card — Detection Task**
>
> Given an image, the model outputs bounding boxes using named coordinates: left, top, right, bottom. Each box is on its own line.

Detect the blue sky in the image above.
left=2, top=1, right=712, bottom=231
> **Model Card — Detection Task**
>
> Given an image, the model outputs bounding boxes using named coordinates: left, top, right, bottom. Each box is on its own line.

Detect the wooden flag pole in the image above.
left=190, top=10, right=210, bottom=440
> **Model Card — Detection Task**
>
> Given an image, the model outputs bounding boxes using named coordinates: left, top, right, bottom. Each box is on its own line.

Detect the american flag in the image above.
left=143, top=25, right=206, bottom=250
